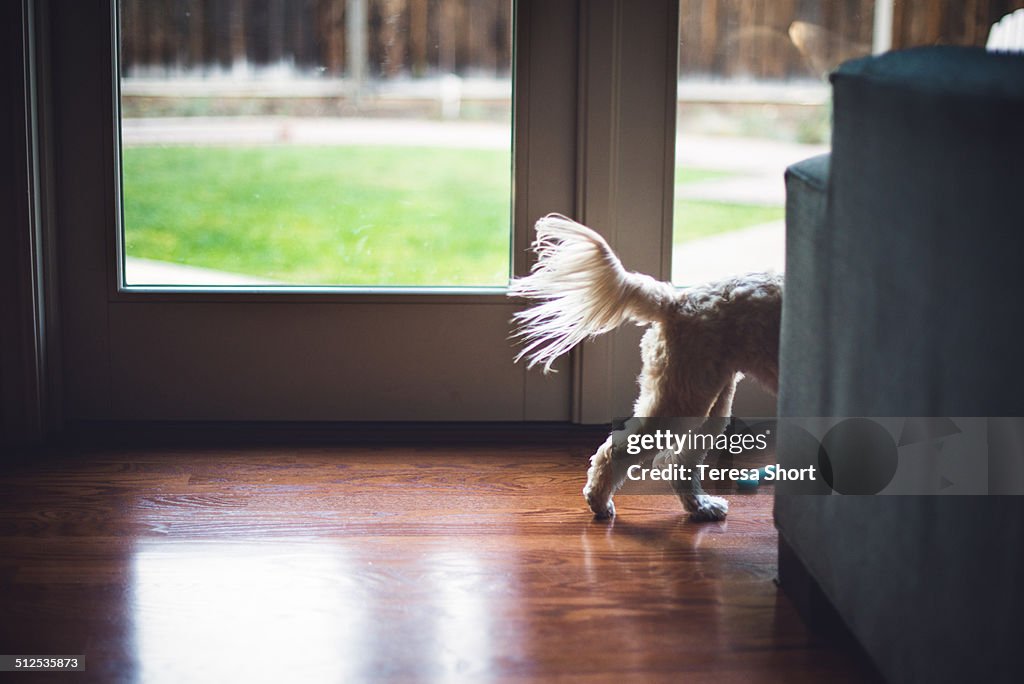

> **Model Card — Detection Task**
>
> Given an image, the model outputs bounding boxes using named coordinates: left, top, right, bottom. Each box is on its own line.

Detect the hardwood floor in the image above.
left=0, top=438, right=875, bottom=682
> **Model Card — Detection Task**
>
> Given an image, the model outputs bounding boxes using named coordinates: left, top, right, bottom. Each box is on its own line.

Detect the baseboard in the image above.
left=53, top=420, right=611, bottom=449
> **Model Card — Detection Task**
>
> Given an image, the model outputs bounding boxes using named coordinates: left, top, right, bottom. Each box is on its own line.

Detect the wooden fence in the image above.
left=679, top=0, right=1024, bottom=79
left=120, top=0, right=513, bottom=77
left=121, top=0, right=1024, bottom=80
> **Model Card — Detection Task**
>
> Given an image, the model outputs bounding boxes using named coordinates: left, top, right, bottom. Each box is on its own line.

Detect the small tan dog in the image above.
left=510, top=214, right=781, bottom=521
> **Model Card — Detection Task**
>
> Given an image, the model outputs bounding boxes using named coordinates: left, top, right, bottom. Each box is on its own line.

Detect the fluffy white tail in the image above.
left=509, top=214, right=678, bottom=371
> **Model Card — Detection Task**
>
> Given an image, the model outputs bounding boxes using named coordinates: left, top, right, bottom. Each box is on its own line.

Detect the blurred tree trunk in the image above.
left=438, top=0, right=456, bottom=73
left=266, top=0, right=285, bottom=66
left=322, top=0, right=346, bottom=75
left=410, top=0, right=427, bottom=76
left=228, top=0, right=247, bottom=72
left=379, top=0, right=405, bottom=76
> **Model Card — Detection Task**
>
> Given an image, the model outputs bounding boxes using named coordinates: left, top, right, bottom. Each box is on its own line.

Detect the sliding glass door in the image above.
left=44, top=0, right=679, bottom=424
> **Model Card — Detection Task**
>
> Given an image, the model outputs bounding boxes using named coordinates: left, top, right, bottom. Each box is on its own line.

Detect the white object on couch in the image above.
left=988, top=8, right=1024, bottom=53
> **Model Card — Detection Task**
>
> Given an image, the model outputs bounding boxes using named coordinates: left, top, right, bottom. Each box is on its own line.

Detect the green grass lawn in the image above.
left=123, top=145, right=512, bottom=286
left=122, top=146, right=783, bottom=286
left=673, top=167, right=785, bottom=241
left=674, top=200, right=785, bottom=243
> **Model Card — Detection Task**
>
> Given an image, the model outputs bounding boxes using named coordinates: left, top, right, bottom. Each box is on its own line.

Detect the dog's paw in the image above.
left=583, top=486, right=615, bottom=519
left=592, top=499, right=615, bottom=519
left=687, top=495, right=729, bottom=522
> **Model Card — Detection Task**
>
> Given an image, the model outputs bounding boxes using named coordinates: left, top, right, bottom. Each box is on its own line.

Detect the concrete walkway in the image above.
left=121, top=116, right=512, bottom=150
left=125, top=257, right=283, bottom=286
left=672, top=220, right=785, bottom=284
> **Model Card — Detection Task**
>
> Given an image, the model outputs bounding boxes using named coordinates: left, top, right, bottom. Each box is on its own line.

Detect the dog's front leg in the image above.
left=671, top=448, right=730, bottom=522
left=671, top=415, right=731, bottom=522
left=672, top=378, right=740, bottom=521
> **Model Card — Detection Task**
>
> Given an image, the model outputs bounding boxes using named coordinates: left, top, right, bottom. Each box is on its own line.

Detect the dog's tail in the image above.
left=509, top=214, right=678, bottom=371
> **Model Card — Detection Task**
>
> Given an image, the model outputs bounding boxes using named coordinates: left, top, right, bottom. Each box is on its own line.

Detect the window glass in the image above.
left=673, top=0, right=1009, bottom=284
left=119, top=0, right=512, bottom=287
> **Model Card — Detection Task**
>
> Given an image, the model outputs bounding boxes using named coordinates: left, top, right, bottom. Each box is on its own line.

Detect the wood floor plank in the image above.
left=0, top=442, right=875, bottom=682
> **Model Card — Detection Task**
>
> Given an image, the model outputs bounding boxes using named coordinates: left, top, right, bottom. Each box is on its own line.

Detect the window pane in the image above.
left=673, top=0, right=1003, bottom=285
left=119, top=0, right=512, bottom=287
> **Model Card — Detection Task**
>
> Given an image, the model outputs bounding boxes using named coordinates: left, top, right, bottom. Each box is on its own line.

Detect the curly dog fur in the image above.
left=510, top=214, right=781, bottom=521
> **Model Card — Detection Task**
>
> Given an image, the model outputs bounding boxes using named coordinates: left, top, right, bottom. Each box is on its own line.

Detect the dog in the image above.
left=510, top=214, right=782, bottom=521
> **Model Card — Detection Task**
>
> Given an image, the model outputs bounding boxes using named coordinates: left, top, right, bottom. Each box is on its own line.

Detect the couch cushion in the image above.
left=780, top=154, right=831, bottom=417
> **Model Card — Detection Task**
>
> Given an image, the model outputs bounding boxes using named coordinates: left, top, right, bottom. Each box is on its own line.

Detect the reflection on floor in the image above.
left=0, top=440, right=874, bottom=682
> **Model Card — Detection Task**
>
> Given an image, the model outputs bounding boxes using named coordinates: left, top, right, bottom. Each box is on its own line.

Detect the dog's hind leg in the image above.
left=582, top=381, right=665, bottom=521
left=673, top=375, right=740, bottom=522
left=582, top=434, right=622, bottom=519
left=582, top=418, right=649, bottom=519
left=582, top=338, right=675, bottom=520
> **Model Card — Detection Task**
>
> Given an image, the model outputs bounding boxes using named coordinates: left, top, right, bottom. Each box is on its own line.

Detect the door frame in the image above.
left=7, top=0, right=680, bottom=439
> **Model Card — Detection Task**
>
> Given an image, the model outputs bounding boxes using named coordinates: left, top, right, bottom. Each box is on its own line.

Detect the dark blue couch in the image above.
left=777, top=47, right=1024, bottom=683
